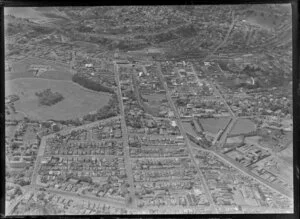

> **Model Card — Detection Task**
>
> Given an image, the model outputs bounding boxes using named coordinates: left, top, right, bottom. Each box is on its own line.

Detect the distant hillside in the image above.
left=5, top=5, right=292, bottom=61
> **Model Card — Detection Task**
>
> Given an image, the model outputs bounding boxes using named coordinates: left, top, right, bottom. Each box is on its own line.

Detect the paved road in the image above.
left=35, top=185, right=127, bottom=209
left=6, top=184, right=129, bottom=215
left=156, top=62, right=218, bottom=213
left=45, top=154, right=121, bottom=158
left=31, top=135, right=48, bottom=187
left=114, top=62, right=137, bottom=208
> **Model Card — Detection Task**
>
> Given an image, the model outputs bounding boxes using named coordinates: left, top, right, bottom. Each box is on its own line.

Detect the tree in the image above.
left=72, top=73, right=114, bottom=94
left=15, top=187, right=22, bottom=196
left=16, top=179, right=30, bottom=186
left=35, top=88, right=64, bottom=106
left=11, top=142, right=19, bottom=151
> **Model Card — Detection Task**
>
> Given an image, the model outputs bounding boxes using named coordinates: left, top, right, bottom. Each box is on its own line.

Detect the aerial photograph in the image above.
left=4, top=4, right=293, bottom=215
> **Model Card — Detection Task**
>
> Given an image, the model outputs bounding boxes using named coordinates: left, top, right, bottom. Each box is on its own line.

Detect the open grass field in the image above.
left=277, top=142, right=293, bottom=165
left=6, top=57, right=72, bottom=81
left=182, top=121, right=198, bottom=138
left=5, top=70, right=72, bottom=81
left=226, top=136, right=244, bottom=144
left=230, top=119, right=256, bottom=135
left=5, top=111, right=25, bottom=121
left=199, top=117, right=230, bottom=134
left=39, top=70, right=73, bottom=81
left=5, top=71, right=34, bottom=81
left=5, top=7, right=44, bottom=20
left=5, top=78, right=111, bottom=121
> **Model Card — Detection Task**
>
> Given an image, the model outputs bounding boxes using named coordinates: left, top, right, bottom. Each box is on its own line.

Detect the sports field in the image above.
left=199, top=117, right=230, bottom=134
left=230, top=119, right=256, bottom=135
left=5, top=78, right=111, bottom=120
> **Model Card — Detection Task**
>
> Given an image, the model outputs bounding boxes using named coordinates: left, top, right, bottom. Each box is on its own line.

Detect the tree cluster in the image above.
left=72, top=73, right=114, bottom=94
left=82, top=94, right=119, bottom=122
left=35, top=88, right=64, bottom=106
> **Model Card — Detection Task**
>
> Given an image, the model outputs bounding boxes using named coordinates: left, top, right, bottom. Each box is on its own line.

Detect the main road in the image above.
left=192, top=146, right=293, bottom=199
left=191, top=62, right=237, bottom=148
left=156, top=62, right=218, bottom=213
left=6, top=184, right=129, bottom=215
left=114, top=62, right=137, bottom=208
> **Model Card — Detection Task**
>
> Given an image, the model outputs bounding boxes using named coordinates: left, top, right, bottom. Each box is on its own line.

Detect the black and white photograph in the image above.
left=2, top=2, right=296, bottom=216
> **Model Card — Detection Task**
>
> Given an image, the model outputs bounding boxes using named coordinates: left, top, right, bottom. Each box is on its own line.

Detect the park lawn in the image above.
left=39, top=70, right=73, bottom=81
left=5, top=71, right=33, bottom=81
left=230, top=119, right=256, bottom=135
left=12, top=57, right=70, bottom=72
left=6, top=78, right=111, bottom=121
left=6, top=57, right=73, bottom=81
left=199, top=117, right=230, bottom=134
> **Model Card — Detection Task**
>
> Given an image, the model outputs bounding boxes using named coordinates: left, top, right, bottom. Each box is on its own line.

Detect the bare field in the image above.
left=6, top=78, right=111, bottom=121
